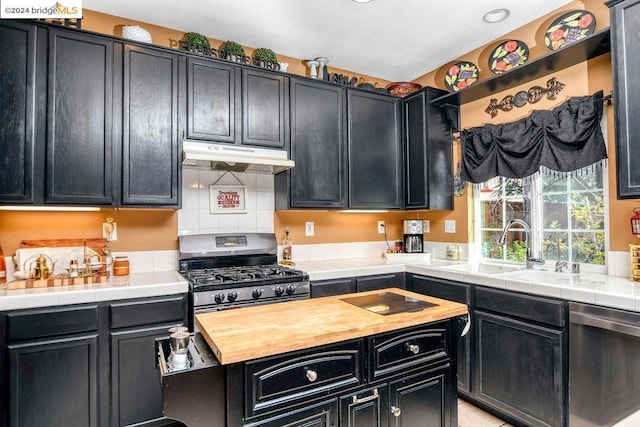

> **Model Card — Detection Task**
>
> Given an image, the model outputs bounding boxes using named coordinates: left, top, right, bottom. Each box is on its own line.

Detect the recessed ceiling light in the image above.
left=352, top=0, right=373, bottom=3
left=483, top=8, right=511, bottom=23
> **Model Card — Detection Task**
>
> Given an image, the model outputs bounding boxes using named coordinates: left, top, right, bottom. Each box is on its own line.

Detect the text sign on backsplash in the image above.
left=210, top=185, right=247, bottom=214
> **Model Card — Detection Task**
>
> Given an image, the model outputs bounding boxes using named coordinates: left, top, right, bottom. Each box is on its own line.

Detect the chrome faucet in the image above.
left=498, top=219, right=545, bottom=269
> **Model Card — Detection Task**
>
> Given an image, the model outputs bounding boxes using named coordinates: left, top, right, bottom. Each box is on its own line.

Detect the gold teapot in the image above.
left=29, top=254, right=56, bottom=280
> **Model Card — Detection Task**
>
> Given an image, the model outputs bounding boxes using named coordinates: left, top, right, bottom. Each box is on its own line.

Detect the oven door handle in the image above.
left=570, top=311, right=640, bottom=338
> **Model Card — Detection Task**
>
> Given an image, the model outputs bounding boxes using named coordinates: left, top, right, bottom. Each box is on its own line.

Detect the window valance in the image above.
left=460, top=91, right=607, bottom=183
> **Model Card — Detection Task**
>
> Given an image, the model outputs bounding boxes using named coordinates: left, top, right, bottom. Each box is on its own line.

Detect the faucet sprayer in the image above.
left=499, top=219, right=545, bottom=269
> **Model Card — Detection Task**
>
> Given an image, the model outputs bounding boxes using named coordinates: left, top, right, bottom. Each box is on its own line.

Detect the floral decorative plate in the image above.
left=444, top=62, right=479, bottom=92
left=488, top=40, right=529, bottom=74
left=544, top=10, right=596, bottom=51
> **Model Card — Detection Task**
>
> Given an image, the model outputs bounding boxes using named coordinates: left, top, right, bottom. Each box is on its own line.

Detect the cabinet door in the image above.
left=288, top=78, right=346, bottom=208
left=241, top=69, right=288, bottom=148
left=404, top=89, right=454, bottom=210
left=110, top=326, right=178, bottom=427
left=347, top=91, right=402, bottom=209
left=9, top=335, right=99, bottom=427
left=340, top=385, right=388, bottom=427
left=475, top=310, right=565, bottom=427
left=0, top=22, right=41, bottom=203
left=243, top=399, right=338, bottom=427
left=407, top=275, right=472, bottom=394
left=388, top=364, right=455, bottom=427
left=609, top=0, right=640, bottom=198
left=122, top=45, right=180, bottom=206
left=186, top=58, right=236, bottom=142
left=45, top=29, right=115, bottom=205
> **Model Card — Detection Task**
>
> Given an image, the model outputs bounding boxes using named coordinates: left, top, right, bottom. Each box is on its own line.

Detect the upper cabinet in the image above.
left=46, top=29, right=116, bottom=205
left=404, top=88, right=455, bottom=210
left=186, top=61, right=289, bottom=149
left=347, top=90, right=403, bottom=209
left=0, top=22, right=40, bottom=204
left=608, top=0, right=640, bottom=198
left=276, top=78, right=346, bottom=209
left=121, top=45, right=182, bottom=207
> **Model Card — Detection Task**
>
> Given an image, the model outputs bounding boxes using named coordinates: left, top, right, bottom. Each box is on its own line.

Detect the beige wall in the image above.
left=2, top=2, right=638, bottom=256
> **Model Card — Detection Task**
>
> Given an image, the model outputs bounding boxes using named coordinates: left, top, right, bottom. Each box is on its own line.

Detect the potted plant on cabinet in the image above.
left=181, top=32, right=212, bottom=55
left=252, top=47, right=279, bottom=70
left=220, top=40, right=247, bottom=63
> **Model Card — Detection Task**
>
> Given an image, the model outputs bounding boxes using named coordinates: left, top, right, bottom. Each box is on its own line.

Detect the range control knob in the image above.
left=274, top=285, right=285, bottom=296
left=286, top=284, right=297, bottom=295
left=214, top=292, right=225, bottom=304
left=227, top=291, right=238, bottom=302
left=252, top=288, right=263, bottom=299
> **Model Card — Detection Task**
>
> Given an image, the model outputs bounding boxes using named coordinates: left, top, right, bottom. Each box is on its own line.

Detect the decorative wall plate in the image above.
left=488, top=40, right=529, bottom=74
left=544, top=10, right=596, bottom=51
left=444, top=62, right=479, bottom=92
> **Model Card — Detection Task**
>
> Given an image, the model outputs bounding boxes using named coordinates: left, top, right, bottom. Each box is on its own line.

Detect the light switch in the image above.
left=305, top=221, right=314, bottom=236
left=444, top=220, right=456, bottom=233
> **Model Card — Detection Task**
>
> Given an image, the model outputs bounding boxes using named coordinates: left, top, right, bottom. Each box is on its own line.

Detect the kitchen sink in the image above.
left=440, top=262, right=523, bottom=275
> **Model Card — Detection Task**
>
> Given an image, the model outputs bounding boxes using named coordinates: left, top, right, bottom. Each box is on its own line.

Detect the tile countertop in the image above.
left=0, top=271, right=189, bottom=311
left=295, top=257, right=640, bottom=313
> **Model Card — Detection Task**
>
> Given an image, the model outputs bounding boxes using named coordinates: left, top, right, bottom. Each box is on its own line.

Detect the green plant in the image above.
left=252, top=47, right=278, bottom=66
left=182, top=32, right=210, bottom=51
left=220, top=40, right=245, bottom=58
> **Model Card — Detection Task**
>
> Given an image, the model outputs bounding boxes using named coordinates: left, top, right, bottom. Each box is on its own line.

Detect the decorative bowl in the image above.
left=386, top=82, right=422, bottom=98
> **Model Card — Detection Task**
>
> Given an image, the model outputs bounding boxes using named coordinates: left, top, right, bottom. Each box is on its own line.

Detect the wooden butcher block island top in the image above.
left=195, top=287, right=468, bottom=365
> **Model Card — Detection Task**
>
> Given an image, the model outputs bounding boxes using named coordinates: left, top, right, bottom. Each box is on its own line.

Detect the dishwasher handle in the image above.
left=570, top=310, right=640, bottom=338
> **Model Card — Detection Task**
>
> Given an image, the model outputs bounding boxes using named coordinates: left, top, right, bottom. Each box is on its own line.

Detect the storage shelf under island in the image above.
left=161, top=288, right=468, bottom=427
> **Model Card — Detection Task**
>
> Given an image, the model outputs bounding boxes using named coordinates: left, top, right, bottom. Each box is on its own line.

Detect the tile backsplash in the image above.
left=178, top=168, right=275, bottom=235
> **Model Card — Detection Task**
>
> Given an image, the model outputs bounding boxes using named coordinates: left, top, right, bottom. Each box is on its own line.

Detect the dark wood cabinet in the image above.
left=347, top=91, right=402, bottom=209
left=244, top=399, right=338, bottom=427
left=473, top=287, right=567, bottom=427
left=0, top=294, right=187, bottom=427
left=311, top=273, right=404, bottom=298
left=388, top=364, right=455, bottom=427
left=407, top=275, right=472, bottom=394
left=186, top=58, right=236, bottom=143
left=311, top=278, right=356, bottom=298
left=277, top=78, right=346, bottom=209
left=241, top=68, right=288, bottom=148
left=45, top=29, right=116, bottom=205
left=356, top=273, right=404, bottom=292
left=403, top=89, right=454, bottom=210
left=340, top=385, right=388, bottom=427
left=122, top=45, right=181, bottom=207
left=0, top=21, right=41, bottom=204
left=608, top=0, right=640, bottom=198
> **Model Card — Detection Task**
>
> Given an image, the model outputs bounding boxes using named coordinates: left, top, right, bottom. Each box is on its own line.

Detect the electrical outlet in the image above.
left=377, top=220, right=385, bottom=234
left=444, top=220, right=456, bottom=233
left=305, top=221, right=314, bottom=236
left=422, top=220, right=430, bottom=233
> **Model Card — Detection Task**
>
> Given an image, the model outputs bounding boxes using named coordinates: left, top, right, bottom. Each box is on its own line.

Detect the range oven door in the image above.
left=569, top=302, right=640, bottom=426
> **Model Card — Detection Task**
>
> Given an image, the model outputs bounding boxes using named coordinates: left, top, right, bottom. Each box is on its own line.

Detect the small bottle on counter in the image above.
left=281, top=228, right=294, bottom=265
left=113, top=256, right=130, bottom=276
left=69, top=259, right=79, bottom=278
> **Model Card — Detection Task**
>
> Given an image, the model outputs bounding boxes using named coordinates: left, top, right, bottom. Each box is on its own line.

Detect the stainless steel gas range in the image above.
left=178, top=233, right=310, bottom=330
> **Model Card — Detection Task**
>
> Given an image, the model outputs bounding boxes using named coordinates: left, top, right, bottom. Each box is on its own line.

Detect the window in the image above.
left=474, top=164, right=607, bottom=271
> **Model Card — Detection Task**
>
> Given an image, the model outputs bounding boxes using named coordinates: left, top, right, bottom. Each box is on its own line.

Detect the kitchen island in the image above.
left=160, top=288, right=468, bottom=427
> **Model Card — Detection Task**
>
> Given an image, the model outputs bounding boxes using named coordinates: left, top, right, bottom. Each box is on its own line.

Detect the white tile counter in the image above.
left=296, top=257, right=640, bottom=312
left=0, top=271, right=188, bottom=311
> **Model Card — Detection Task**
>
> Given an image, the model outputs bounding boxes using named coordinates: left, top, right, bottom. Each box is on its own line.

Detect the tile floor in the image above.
left=458, top=399, right=513, bottom=427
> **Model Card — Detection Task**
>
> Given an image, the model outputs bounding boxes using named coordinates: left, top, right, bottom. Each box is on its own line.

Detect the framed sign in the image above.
left=209, top=185, right=247, bottom=214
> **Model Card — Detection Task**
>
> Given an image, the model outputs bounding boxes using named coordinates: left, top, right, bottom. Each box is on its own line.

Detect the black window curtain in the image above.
left=460, top=90, right=607, bottom=183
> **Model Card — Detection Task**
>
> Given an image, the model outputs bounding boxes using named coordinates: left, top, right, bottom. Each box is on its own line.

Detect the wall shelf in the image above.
left=431, top=28, right=611, bottom=106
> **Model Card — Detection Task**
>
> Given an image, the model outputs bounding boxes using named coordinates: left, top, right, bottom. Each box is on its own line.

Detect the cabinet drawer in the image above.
left=356, top=273, right=404, bottom=292
left=245, top=340, right=363, bottom=417
left=475, top=287, right=565, bottom=328
left=369, top=322, right=449, bottom=382
left=7, top=305, right=98, bottom=342
left=109, top=294, right=186, bottom=329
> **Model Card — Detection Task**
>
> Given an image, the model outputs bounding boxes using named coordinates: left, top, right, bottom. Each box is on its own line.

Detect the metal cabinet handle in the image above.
left=406, top=343, right=420, bottom=354
left=352, top=389, right=379, bottom=404
left=305, top=368, right=318, bottom=382
left=390, top=406, right=402, bottom=417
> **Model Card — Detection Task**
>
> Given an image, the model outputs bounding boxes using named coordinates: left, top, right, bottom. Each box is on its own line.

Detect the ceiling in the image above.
left=83, top=0, right=572, bottom=82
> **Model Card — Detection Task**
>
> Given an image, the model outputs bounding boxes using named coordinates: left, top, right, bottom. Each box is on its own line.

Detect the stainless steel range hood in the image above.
left=182, top=140, right=294, bottom=174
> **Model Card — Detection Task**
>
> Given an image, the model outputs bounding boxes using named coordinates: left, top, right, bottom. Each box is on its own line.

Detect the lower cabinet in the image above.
left=232, top=321, right=457, bottom=427
left=311, top=273, right=404, bottom=298
left=0, top=294, right=188, bottom=427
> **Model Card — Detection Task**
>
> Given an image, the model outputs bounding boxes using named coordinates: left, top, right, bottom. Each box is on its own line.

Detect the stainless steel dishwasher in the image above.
left=569, top=302, right=640, bottom=426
